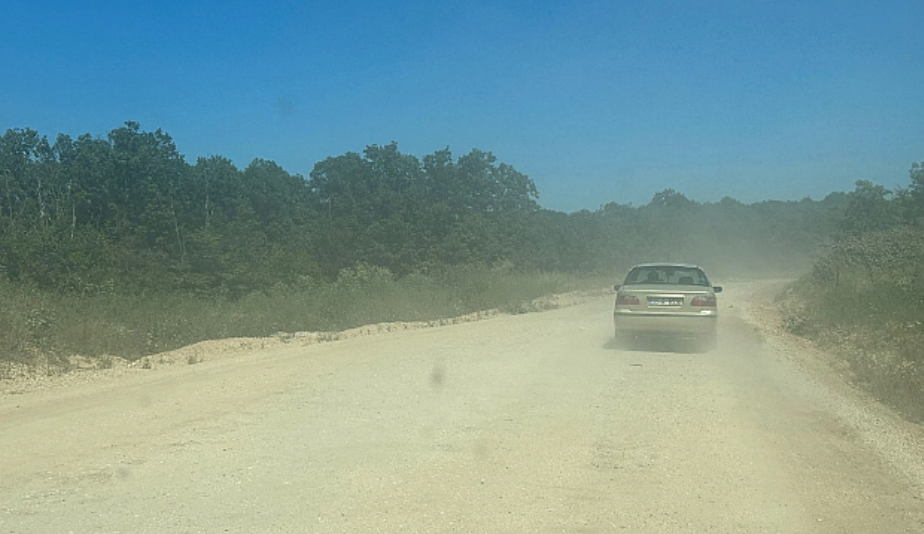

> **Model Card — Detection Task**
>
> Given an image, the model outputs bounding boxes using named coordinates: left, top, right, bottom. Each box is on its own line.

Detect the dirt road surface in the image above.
left=2, top=281, right=924, bottom=533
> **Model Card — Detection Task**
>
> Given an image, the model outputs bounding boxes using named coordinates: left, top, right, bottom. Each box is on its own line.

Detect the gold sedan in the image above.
left=613, top=263, right=722, bottom=351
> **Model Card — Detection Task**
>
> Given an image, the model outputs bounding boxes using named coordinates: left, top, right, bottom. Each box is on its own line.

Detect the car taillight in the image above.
left=690, top=295, right=717, bottom=307
left=616, top=295, right=640, bottom=306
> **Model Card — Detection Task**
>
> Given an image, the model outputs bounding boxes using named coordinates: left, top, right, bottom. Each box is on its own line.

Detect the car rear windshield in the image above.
left=624, top=266, right=711, bottom=286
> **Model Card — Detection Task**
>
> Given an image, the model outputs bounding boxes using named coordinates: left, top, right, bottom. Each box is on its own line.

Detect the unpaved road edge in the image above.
left=738, top=280, right=924, bottom=497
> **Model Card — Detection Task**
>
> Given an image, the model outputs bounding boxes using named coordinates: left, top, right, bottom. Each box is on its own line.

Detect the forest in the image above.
left=0, top=121, right=843, bottom=296
left=1, top=122, right=919, bottom=390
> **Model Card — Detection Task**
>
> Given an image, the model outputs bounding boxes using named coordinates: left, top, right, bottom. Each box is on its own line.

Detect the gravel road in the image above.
left=2, top=281, right=923, bottom=533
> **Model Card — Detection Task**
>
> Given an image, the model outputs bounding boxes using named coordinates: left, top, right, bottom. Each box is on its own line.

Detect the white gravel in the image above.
left=1, top=281, right=922, bottom=533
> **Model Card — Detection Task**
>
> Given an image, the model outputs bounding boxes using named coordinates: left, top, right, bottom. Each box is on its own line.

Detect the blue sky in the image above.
left=3, top=0, right=922, bottom=212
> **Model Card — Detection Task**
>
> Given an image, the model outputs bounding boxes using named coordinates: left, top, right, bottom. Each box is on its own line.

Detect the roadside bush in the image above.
left=0, top=266, right=606, bottom=373
left=785, top=227, right=924, bottom=422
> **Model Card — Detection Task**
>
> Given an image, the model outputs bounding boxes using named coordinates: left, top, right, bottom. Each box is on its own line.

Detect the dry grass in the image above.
left=0, top=266, right=609, bottom=374
left=781, top=269, right=924, bottom=423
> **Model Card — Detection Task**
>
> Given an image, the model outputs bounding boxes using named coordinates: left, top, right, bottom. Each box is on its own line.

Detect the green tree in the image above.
left=841, top=180, right=899, bottom=236
left=648, top=188, right=696, bottom=209
left=903, top=161, right=924, bottom=225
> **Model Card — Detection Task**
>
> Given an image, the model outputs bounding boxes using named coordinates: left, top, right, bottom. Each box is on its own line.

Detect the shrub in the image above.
left=785, top=227, right=924, bottom=422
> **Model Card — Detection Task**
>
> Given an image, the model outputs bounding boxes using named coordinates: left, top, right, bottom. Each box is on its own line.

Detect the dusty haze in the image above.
left=2, top=280, right=923, bottom=532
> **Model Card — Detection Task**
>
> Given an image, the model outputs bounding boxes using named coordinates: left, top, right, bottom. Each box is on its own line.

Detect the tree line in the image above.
left=811, top=163, right=924, bottom=284
left=1, top=122, right=848, bottom=297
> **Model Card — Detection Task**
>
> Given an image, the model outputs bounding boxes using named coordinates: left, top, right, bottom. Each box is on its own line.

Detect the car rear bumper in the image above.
left=613, top=311, right=717, bottom=339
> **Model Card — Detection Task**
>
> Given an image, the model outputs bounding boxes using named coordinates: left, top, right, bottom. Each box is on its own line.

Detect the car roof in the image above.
left=629, top=263, right=705, bottom=270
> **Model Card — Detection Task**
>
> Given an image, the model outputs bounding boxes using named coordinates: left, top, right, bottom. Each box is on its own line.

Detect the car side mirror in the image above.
left=713, top=286, right=723, bottom=293
left=614, top=284, right=621, bottom=291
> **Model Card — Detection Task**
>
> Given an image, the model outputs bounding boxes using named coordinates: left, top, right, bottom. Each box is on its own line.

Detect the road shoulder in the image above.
left=736, top=280, right=924, bottom=498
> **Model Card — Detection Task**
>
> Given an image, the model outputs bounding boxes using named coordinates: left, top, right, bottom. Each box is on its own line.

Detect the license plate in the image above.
left=648, top=297, right=683, bottom=307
